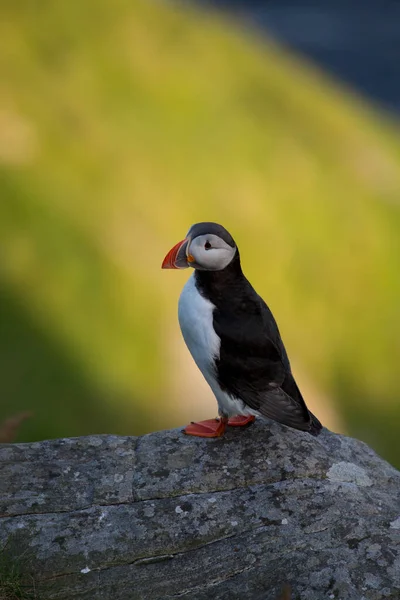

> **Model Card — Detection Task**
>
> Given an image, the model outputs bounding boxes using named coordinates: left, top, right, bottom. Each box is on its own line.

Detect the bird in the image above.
left=162, top=222, right=322, bottom=438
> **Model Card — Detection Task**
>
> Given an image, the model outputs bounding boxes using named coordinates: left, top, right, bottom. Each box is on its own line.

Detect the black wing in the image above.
left=213, top=295, right=322, bottom=435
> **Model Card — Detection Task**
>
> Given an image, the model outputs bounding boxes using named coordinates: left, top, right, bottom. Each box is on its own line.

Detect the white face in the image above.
left=187, top=233, right=236, bottom=271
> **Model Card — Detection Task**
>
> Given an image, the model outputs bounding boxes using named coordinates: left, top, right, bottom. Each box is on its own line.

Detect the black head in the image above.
left=186, top=222, right=236, bottom=249
left=162, top=222, right=238, bottom=271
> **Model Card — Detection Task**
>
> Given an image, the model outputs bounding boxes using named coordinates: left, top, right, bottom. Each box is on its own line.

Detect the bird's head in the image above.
left=162, top=222, right=237, bottom=271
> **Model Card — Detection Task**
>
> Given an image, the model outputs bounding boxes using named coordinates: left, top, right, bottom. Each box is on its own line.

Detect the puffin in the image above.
left=162, top=222, right=322, bottom=438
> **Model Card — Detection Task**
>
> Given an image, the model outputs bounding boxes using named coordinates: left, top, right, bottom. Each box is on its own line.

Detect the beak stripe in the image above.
left=162, top=238, right=190, bottom=269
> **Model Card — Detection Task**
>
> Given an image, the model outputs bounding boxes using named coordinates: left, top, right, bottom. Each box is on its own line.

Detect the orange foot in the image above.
left=184, top=418, right=228, bottom=438
left=227, top=415, right=256, bottom=427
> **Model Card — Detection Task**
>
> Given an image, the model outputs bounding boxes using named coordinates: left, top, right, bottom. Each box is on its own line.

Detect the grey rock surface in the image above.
left=0, top=421, right=399, bottom=599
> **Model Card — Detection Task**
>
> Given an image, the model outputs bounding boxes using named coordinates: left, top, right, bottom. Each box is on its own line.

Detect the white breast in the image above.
left=177, top=274, right=256, bottom=418
left=178, top=274, right=220, bottom=386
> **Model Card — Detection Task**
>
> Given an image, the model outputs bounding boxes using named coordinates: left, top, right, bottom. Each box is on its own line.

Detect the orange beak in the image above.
left=162, top=238, right=190, bottom=269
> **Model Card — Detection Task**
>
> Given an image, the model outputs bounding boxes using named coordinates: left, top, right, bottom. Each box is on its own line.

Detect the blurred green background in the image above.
left=1, top=0, right=399, bottom=467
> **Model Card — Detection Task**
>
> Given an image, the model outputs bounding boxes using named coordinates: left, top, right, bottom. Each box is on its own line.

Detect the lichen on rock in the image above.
left=0, top=421, right=399, bottom=599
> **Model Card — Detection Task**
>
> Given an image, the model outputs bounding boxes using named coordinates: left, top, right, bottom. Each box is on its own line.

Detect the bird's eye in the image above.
left=204, top=241, right=211, bottom=250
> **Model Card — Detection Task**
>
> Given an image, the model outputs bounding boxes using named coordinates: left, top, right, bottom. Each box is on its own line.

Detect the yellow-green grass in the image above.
left=0, top=545, right=38, bottom=600
left=1, top=0, right=399, bottom=465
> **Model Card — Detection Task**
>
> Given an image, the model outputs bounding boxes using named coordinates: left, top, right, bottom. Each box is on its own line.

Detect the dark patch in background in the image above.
left=194, top=0, right=400, bottom=114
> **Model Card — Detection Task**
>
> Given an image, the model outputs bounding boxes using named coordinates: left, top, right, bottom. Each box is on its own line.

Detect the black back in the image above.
left=194, top=251, right=322, bottom=435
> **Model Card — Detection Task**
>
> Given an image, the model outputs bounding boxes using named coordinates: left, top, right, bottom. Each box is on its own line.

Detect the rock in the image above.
left=0, top=421, right=399, bottom=599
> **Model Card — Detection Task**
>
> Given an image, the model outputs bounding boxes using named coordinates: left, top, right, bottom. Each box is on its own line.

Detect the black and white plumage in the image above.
left=162, top=222, right=322, bottom=437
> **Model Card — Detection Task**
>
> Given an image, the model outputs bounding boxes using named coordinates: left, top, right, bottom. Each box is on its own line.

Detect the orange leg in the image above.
left=227, top=415, right=256, bottom=427
left=184, top=417, right=228, bottom=438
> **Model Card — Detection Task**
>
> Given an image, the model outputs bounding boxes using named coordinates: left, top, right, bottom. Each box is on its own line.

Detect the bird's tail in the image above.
left=309, top=412, right=323, bottom=436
